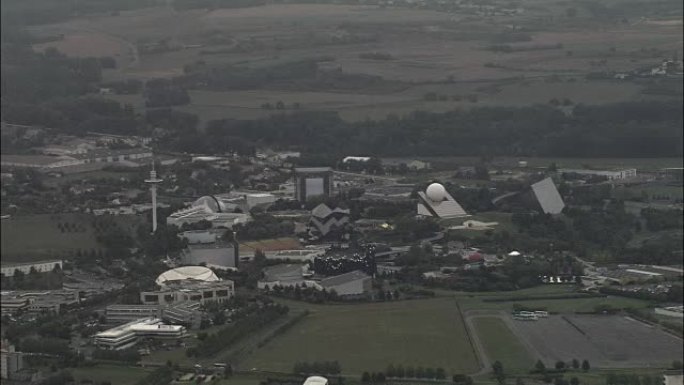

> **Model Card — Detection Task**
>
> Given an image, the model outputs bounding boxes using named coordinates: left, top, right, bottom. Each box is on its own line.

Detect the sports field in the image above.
left=473, top=317, right=535, bottom=371
left=241, top=297, right=479, bottom=375
left=71, top=364, right=152, bottom=385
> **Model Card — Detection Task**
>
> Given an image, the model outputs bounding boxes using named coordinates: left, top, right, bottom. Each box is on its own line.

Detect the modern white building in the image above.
left=417, top=183, right=468, bottom=218
left=93, top=318, right=186, bottom=350
left=559, top=168, right=637, bottom=180
left=1, top=260, right=62, bottom=277
left=166, top=196, right=251, bottom=229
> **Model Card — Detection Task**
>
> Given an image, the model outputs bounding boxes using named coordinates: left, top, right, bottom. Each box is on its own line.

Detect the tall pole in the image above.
left=145, top=161, right=163, bottom=233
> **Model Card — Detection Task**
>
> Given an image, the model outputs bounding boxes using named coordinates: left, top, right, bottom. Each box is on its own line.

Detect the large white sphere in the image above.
left=426, top=183, right=447, bottom=202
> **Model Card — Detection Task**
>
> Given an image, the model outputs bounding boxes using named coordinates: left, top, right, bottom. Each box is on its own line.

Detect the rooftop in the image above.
left=294, top=167, right=333, bottom=173
left=319, top=270, right=370, bottom=288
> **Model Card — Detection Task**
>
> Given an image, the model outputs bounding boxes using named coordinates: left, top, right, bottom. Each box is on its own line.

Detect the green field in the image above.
left=71, top=364, right=152, bottom=385
left=241, top=298, right=479, bottom=375
left=473, top=317, right=534, bottom=372
left=456, top=285, right=653, bottom=313
left=1, top=214, right=143, bottom=262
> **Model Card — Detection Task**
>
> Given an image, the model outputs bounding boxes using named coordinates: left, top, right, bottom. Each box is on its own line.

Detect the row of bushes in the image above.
left=190, top=304, right=289, bottom=357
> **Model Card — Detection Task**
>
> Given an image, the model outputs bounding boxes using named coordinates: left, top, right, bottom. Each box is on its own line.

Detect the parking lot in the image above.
left=511, top=314, right=683, bottom=368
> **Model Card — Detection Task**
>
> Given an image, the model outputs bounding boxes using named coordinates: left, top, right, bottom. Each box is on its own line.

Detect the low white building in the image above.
left=559, top=168, right=637, bottom=180
left=1, top=260, right=62, bottom=277
left=93, top=318, right=185, bottom=350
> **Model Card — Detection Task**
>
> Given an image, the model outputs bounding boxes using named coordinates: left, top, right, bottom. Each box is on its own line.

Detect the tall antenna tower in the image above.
left=144, top=159, right=163, bottom=233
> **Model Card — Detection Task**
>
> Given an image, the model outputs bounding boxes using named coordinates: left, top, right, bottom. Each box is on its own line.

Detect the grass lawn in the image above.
left=241, top=297, right=479, bottom=375
left=1, top=214, right=143, bottom=262
left=473, top=317, right=534, bottom=372
left=71, top=364, right=152, bottom=385
left=1, top=214, right=101, bottom=262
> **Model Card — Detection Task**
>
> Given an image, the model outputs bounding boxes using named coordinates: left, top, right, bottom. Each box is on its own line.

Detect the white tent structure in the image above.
left=417, top=183, right=468, bottom=218
left=155, top=266, right=219, bottom=287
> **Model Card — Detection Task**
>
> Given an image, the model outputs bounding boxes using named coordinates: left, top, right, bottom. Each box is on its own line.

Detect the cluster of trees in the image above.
left=189, top=304, right=289, bottom=357
left=387, top=364, right=446, bottom=379
left=265, top=284, right=341, bottom=303
left=168, top=101, right=682, bottom=158
left=362, top=365, right=447, bottom=381
left=2, top=266, right=63, bottom=290
left=233, top=214, right=294, bottom=240
left=293, top=361, right=341, bottom=375
left=606, top=374, right=666, bottom=385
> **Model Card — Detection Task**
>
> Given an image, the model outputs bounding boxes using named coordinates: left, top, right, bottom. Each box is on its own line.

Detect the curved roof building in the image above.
left=155, top=266, right=219, bottom=287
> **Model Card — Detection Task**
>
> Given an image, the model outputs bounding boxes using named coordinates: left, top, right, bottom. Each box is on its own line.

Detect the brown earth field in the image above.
left=27, top=2, right=682, bottom=123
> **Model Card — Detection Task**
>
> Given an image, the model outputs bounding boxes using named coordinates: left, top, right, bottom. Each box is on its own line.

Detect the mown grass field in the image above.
left=241, top=297, right=479, bottom=375
left=473, top=317, right=535, bottom=372
left=71, top=364, right=152, bottom=385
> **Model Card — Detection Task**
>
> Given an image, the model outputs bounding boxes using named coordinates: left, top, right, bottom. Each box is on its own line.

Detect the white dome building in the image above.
left=426, top=183, right=447, bottom=202
left=417, top=182, right=468, bottom=218
left=155, top=266, right=220, bottom=287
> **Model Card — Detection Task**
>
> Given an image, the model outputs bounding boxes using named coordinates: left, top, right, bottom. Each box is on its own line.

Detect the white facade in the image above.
left=559, top=168, right=637, bottom=180
left=94, top=318, right=185, bottom=350
left=1, top=260, right=62, bottom=277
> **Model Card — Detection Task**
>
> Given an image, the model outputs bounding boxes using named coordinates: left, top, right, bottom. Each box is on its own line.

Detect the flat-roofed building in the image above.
left=105, top=305, right=162, bottom=324
left=181, top=242, right=239, bottom=270
left=319, top=270, right=372, bottom=298
left=559, top=168, right=637, bottom=180
left=294, top=167, right=333, bottom=202
left=140, top=280, right=234, bottom=306
left=93, top=318, right=186, bottom=350
left=530, top=178, right=565, bottom=215
left=1, top=290, right=78, bottom=315
left=1, top=260, right=62, bottom=277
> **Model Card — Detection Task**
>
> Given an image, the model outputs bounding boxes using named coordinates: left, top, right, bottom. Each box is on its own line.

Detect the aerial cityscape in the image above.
left=0, top=0, right=682, bottom=385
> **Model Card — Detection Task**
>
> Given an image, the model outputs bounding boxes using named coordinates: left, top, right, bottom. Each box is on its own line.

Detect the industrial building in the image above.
left=93, top=318, right=186, bottom=350
left=294, top=167, right=333, bottom=202
left=319, top=270, right=372, bottom=298
left=181, top=242, right=239, bottom=270
left=417, top=183, right=468, bottom=218
left=258, top=264, right=314, bottom=290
